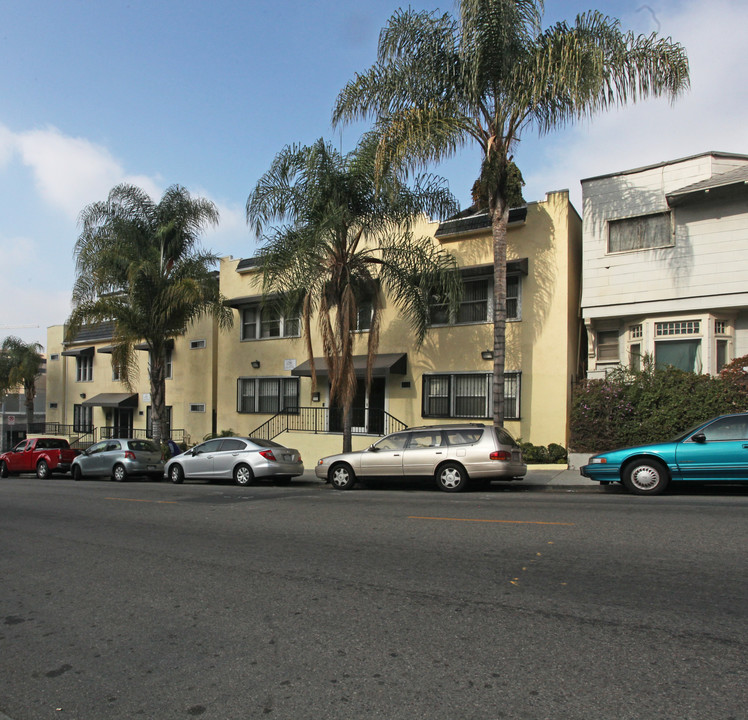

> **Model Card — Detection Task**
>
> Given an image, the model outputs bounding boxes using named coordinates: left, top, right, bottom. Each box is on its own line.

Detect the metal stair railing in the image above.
left=249, top=407, right=407, bottom=441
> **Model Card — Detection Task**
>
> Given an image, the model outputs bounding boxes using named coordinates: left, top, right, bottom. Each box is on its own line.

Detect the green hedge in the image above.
left=570, top=357, right=748, bottom=453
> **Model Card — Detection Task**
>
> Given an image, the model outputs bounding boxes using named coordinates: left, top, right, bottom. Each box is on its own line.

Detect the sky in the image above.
left=1, top=0, right=746, bottom=351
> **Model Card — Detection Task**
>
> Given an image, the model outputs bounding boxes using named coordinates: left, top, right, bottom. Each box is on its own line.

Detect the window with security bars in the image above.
left=608, top=212, right=672, bottom=253
left=656, top=320, right=700, bottom=336
left=422, top=372, right=520, bottom=420
left=237, top=377, right=299, bottom=414
left=73, top=404, right=93, bottom=432
left=428, top=273, right=520, bottom=325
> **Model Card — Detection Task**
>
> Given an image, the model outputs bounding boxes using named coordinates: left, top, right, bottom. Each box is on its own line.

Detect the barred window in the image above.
left=237, top=377, right=299, bottom=414
left=428, top=272, right=521, bottom=325
left=73, top=404, right=93, bottom=432
left=608, top=212, right=672, bottom=253
left=422, top=372, right=520, bottom=420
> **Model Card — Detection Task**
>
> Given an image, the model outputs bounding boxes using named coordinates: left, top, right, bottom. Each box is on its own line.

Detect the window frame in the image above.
left=73, top=404, right=93, bottom=432
left=76, top=354, right=93, bottom=382
left=240, top=304, right=300, bottom=341
left=237, top=376, right=300, bottom=414
left=607, top=211, right=673, bottom=254
left=422, top=372, right=521, bottom=421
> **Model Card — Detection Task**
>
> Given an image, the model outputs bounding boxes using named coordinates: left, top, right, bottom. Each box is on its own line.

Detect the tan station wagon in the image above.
left=316, top=423, right=526, bottom=492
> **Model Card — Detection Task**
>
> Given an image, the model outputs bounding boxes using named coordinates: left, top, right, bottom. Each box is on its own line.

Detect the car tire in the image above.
left=112, top=464, right=128, bottom=482
left=169, top=464, right=184, bottom=484
left=435, top=462, right=468, bottom=492
left=622, top=458, right=669, bottom=495
left=234, top=463, right=254, bottom=486
left=36, top=460, right=51, bottom=480
left=72, top=465, right=83, bottom=481
left=0, top=461, right=8, bottom=478
left=330, top=463, right=356, bottom=490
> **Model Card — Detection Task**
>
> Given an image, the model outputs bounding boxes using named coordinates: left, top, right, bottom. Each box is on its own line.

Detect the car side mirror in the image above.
left=368, top=445, right=379, bottom=452
left=692, top=433, right=707, bottom=444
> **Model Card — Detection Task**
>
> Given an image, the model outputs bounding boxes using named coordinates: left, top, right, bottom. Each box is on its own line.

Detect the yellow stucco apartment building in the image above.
left=46, top=189, right=582, bottom=463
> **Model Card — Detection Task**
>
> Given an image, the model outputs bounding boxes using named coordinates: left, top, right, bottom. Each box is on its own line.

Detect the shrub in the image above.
left=518, top=441, right=567, bottom=464
left=570, top=359, right=748, bottom=452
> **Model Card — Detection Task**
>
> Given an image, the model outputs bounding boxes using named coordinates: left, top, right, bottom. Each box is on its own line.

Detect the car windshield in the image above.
left=127, top=440, right=157, bottom=452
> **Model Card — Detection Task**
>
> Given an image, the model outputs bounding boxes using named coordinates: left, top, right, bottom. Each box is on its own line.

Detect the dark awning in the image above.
left=292, top=353, right=407, bottom=377
left=81, top=393, right=138, bottom=408
left=61, top=346, right=95, bottom=357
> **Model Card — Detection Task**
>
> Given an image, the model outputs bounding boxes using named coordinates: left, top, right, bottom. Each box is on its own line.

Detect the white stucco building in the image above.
left=581, top=151, right=748, bottom=379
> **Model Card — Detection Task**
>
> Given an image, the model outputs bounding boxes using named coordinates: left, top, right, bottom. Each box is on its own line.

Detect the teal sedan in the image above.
left=580, top=412, right=748, bottom=495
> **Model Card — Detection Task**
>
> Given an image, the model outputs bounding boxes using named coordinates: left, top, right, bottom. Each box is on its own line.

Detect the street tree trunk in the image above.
left=149, top=348, right=167, bottom=446
left=491, top=201, right=509, bottom=427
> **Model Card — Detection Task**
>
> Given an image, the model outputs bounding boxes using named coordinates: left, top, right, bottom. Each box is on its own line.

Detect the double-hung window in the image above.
left=422, top=372, right=520, bottom=421
left=241, top=304, right=300, bottom=340
left=76, top=355, right=93, bottom=382
left=237, top=377, right=299, bottom=414
left=429, top=271, right=521, bottom=325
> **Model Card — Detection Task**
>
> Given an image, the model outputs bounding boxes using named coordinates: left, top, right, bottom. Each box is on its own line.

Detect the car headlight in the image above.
left=590, top=457, right=607, bottom=464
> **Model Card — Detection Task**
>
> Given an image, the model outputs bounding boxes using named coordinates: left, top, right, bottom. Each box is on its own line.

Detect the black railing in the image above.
left=100, top=426, right=186, bottom=443
left=249, top=407, right=407, bottom=441
left=28, top=422, right=97, bottom=449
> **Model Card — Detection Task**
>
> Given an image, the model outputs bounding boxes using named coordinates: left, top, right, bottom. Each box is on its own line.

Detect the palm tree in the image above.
left=68, top=183, right=233, bottom=445
left=333, top=0, right=690, bottom=424
left=246, top=137, right=461, bottom=452
left=0, top=336, right=45, bottom=431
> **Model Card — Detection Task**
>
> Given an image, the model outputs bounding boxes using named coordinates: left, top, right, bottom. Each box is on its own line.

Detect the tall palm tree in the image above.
left=68, top=184, right=233, bottom=445
left=0, top=336, right=45, bottom=431
left=333, top=0, right=690, bottom=424
left=246, top=137, right=461, bottom=452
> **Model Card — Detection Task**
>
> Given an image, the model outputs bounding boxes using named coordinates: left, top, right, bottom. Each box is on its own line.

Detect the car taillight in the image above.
left=124, top=451, right=136, bottom=460
left=490, top=451, right=511, bottom=461
left=259, top=449, right=276, bottom=462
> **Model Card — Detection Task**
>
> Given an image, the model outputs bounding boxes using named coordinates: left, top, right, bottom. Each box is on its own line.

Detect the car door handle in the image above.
left=743, top=444, right=748, bottom=449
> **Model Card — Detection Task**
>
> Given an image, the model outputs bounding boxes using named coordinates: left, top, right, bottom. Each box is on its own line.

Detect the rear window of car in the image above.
left=494, top=428, right=519, bottom=448
left=127, top=440, right=157, bottom=452
left=219, top=439, right=247, bottom=451
left=46, top=439, right=69, bottom=449
left=444, top=429, right=483, bottom=446
left=247, top=438, right=283, bottom=449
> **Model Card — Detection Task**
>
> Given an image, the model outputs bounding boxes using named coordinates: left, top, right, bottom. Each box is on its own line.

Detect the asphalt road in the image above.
left=1, top=476, right=746, bottom=720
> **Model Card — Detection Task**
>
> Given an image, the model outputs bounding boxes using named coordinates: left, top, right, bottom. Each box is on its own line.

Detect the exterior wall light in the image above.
left=251, top=360, right=261, bottom=369
left=481, top=350, right=494, bottom=360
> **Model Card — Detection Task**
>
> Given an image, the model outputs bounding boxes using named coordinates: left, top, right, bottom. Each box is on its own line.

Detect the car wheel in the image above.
left=0, top=461, right=8, bottom=478
left=36, top=460, right=51, bottom=480
left=72, top=465, right=83, bottom=481
left=112, top=464, right=128, bottom=482
left=435, top=462, right=468, bottom=492
left=234, top=463, right=254, bottom=486
left=622, top=458, right=669, bottom=495
left=330, top=463, right=356, bottom=490
left=169, top=464, right=184, bottom=484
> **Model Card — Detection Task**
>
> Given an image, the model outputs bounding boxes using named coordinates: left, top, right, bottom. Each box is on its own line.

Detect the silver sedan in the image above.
left=165, top=436, right=304, bottom=485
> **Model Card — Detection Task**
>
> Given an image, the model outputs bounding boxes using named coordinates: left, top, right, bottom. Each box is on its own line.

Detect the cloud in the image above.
left=521, top=0, right=748, bottom=208
left=1, top=123, right=162, bottom=220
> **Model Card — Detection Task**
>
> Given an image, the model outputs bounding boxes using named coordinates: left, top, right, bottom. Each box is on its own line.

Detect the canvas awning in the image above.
left=291, top=353, right=407, bottom=377
left=61, top=346, right=95, bottom=357
left=81, top=393, right=138, bottom=408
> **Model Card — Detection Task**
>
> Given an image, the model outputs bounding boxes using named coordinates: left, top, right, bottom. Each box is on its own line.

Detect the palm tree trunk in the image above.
left=491, top=202, right=509, bottom=427
left=149, top=355, right=167, bottom=446
left=342, top=401, right=353, bottom=454
left=24, top=383, right=35, bottom=432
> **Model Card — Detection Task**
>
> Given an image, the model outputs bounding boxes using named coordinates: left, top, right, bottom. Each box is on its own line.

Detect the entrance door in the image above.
left=329, top=377, right=386, bottom=434
left=112, top=408, right=133, bottom=437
